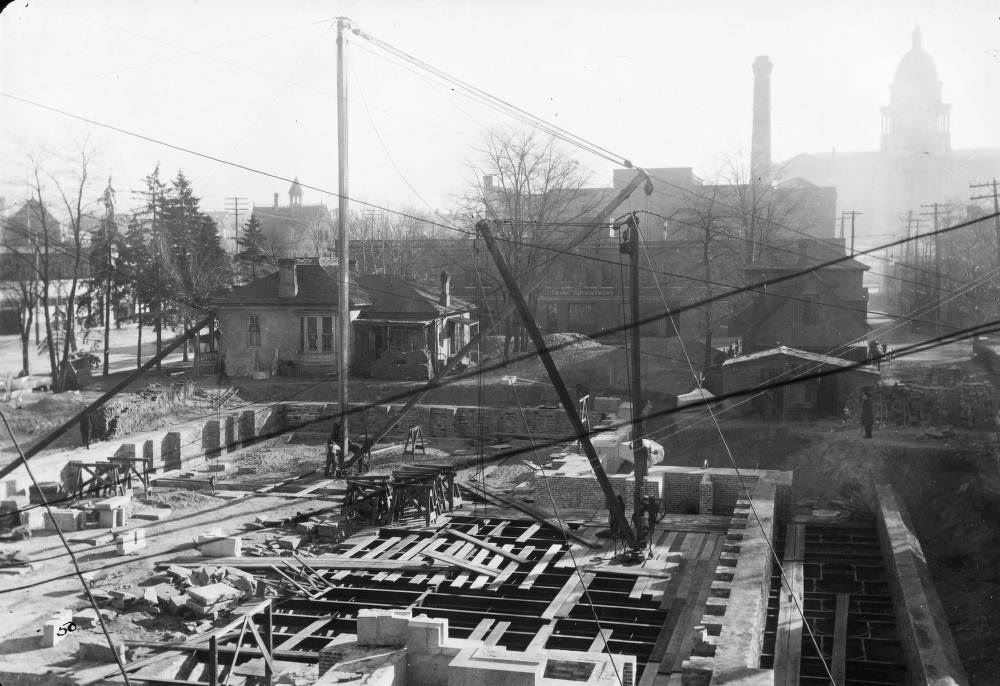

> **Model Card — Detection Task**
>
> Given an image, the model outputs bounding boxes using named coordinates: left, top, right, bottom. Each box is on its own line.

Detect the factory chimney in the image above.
left=751, top=56, right=773, bottom=185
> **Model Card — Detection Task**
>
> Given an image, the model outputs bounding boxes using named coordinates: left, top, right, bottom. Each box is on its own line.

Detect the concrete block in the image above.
left=78, top=638, right=126, bottom=663
left=73, top=608, right=99, bottom=629
left=356, top=609, right=379, bottom=646
left=198, top=535, right=242, bottom=557
left=20, top=507, right=45, bottom=530
left=203, top=462, right=230, bottom=472
left=115, top=528, right=147, bottom=555
left=95, top=495, right=132, bottom=511
left=41, top=620, right=66, bottom=647
left=98, top=507, right=125, bottom=529
left=2, top=478, right=24, bottom=497
left=0, top=495, right=30, bottom=511
left=188, top=582, right=241, bottom=606
left=43, top=508, right=84, bottom=532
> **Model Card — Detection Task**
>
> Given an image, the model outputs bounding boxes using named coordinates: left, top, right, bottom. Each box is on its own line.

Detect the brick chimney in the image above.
left=751, top=56, right=773, bottom=184
left=440, top=271, right=451, bottom=308
left=278, top=258, right=297, bottom=297
left=273, top=193, right=279, bottom=210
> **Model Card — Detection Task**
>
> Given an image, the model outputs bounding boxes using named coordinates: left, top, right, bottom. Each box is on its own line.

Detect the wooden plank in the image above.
left=515, top=523, right=541, bottom=543
left=470, top=545, right=510, bottom=590
left=421, top=550, right=501, bottom=578
left=668, top=535, right=725, bottom=672
left=384, top=535, right=420, bottom=557
left=484, top=621, right=510, bottom=646
left=519, top=543, right=562, bottom=590
left=554, top=572, right=595, bottom=617
left=487, top=545, right=533, bottom=591
left=451, top=549, right=491, bottom=588
left=832, top=593, right=850, bottom=686
left=588, top=629, right=613, bottom=653
left=468, top=618, right=495, bottom=642
left=630, top=576, right=651, bottom=599
left=657, top=537, right=712, bottom=674
left=362, top=536, right=402, bottom=559
left=275, top=618, right=331, bottom=651
left=442, top=528, right=530, bottom=563
left=525, top=623, right=555, bottom=653
left=542, top=574, right=585, bottom=620
left=294, top=478, right=336, bottom=496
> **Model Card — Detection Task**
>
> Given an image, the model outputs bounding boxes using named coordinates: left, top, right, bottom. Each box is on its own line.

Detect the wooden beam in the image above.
left=157, top=557, right=447, bottom=572
left=774, top=524, right=805, bottom=686
left=420, top=549, right=501, bottom=578
left=461, top=480, right=598, bottom=547
left=442, top=527, right=529, bottom=563
left=832, top=593, right=849, bottom=686
left=275, top=618, right=332, bottom=651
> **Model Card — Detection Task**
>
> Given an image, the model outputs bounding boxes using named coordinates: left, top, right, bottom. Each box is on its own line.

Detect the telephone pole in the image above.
left=839, top=211, right=846, bottom=240
left=843, top=210, right=862, bottom=255
left=336, top=17, right=351, bottom=464
left=224, top=196, right=248, bottom=252
left=921, top=202, right=950, bottom=337
left=970, top=179, right=1000, bottom=269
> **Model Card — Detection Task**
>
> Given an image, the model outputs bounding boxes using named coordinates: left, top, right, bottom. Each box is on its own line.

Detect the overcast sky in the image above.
left=2, top=0, right=998, bottom=222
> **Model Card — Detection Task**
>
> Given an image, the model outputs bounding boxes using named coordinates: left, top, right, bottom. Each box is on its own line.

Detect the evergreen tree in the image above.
left=236, top=214, right=268, bottom=282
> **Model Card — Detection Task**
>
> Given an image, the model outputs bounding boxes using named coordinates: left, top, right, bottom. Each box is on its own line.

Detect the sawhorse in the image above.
left=402, top=426, right=426, bottom=460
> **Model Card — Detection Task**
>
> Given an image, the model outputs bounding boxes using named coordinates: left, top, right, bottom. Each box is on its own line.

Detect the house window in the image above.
left=301, top=316, right=334, bottom=353
left=247, top=315, right=261, bottom=348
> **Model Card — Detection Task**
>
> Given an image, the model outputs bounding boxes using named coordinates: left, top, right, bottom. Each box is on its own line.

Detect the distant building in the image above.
left=783, top=27, right=1000, bottom=246
left=722, top=345, right=878, bottom=419
left=729, top=238, right=870, bottom=355
left=250, top=178, right=335, bottom=259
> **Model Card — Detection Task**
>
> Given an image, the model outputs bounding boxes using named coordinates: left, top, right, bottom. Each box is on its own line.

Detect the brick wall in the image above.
left=532, top=473, right=660, bottom=516
left=661, top=471, right=760, bottom=516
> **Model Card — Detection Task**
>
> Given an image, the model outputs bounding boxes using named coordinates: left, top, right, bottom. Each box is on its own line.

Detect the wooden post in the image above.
left=264, top=601, right=274, bottom=686
left=208, top=634, right=219, bottom=686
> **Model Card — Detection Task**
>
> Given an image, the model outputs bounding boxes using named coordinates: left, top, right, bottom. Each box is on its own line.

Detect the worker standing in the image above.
left=861, top=389, right=874, bottom=439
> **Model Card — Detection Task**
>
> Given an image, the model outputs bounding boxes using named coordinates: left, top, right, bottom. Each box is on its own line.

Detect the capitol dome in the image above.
left=893, top=27, right=938, bottom=85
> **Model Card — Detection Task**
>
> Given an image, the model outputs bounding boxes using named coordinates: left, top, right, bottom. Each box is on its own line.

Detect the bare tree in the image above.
left=668, top=185, right=743, bottom=368
left=463, top=129, right=591, bottom=354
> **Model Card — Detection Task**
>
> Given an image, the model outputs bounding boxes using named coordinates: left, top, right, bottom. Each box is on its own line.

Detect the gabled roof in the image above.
left=214, top=261, right=372, bottom=308
left=354, top=273, right=474, bottom=321
left=723, top=345, right=878, bottom=375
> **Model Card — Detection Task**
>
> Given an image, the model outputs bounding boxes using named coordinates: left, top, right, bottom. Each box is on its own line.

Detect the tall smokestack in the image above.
left=751, top=56, right=773, bottom=184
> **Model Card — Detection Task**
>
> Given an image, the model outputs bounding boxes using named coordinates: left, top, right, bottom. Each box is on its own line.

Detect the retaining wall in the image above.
left=874, top=484, right=969, bottom=686
left=280, top=401, right=604, bottom=442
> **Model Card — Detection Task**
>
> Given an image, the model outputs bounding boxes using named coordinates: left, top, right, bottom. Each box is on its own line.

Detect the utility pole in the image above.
left=839, top=211, right=845, bottom=240
left=336, top=17, right=351, bottom=464
left=970, top=179, right=1000, bottom=269
left=101, top=178, right=115, bottom=377
left=843, top=210, right=862, bottom=255
left=921, top=202, right=950, bottom=337
left=224, top=196, right=248, bottom=252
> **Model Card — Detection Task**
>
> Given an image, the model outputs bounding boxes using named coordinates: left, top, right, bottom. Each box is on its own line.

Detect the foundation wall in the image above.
left=685, top=479, right=779, bottom=685
left=874, top=484, right=969, bottom=686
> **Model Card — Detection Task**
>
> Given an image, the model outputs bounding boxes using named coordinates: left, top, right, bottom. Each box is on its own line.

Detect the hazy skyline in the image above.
left=2, top=0, right=998, bottom=228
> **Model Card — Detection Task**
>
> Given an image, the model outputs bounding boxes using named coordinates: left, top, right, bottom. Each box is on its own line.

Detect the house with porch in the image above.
left=213, top=258, right=474, bottom=380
